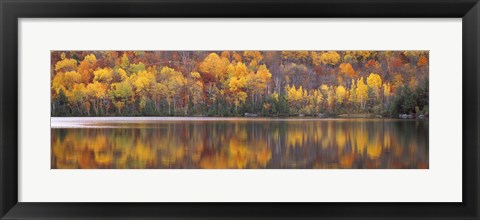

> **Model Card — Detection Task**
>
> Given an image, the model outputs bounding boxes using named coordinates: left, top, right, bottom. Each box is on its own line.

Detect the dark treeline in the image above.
left=51, top=50, right=429, bottom=117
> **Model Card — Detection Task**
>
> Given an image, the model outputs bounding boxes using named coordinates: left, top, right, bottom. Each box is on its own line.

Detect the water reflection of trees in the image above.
left=51, top=120, right=428, bottom=169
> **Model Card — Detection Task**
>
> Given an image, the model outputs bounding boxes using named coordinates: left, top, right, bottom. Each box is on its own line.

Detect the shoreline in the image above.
left=51, top=116, right=427, bottom=122
left=51, top=116, right=428, bottom=129
left=50, top=116, right=427, bottom=120
left=50, top=113, right=428, bottom=120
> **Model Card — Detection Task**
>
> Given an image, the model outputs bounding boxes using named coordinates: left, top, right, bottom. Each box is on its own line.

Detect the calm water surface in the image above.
left=51, top=117, right=428, bottom=169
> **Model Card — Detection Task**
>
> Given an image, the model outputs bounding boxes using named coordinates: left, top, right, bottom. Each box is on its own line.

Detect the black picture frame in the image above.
left=1, top=0, right=479, bottom=219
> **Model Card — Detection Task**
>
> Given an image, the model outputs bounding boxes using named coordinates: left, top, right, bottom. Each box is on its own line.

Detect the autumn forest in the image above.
left=51, top=51, right=429, bottom=118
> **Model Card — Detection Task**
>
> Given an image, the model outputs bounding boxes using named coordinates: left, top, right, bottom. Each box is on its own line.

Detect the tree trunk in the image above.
left=185, top=94, right=189, bottom=115
left=173, top=98, right=176, bottom=115
left=168, top=101, right=171, bottom=115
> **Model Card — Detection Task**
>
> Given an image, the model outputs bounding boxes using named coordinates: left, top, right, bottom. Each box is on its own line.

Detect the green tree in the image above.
left=52, top=88, right=69, bottom=116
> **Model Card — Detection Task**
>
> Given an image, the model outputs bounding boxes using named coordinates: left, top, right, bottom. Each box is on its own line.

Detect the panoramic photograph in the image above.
left=51, top=50, right=429, bottom=169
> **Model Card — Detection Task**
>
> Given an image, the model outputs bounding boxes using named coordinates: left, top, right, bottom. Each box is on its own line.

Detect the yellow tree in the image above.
left=228, top=76, right=248, bottom=110
left=54, top=71, right=81, bottom=92
left=157, top=66, right=186, bottom=115
left=109, top=81, right=134, bottom=114
left=93, top=68, right=113, bottom=84
left=301, top=89, right=312, bottom=115
left=326, top=86, right=335, bottom=111
left=150, top=82, right=167, bottom=113
left=285, top=85, right=303, bottom=114
left=129, top=70, right=155, bottom=110
left=246, top=64, right=272, bottom=110
left=86, top=81, right=106, bottom=115
left=199, top=53, right=230, bottom=109
left=52, top=72, right=67, bottom=96
left=319, top=51, right=341, bottom=66
left=311, top=51, right=322, bottom=66
left=320, top=84, right=330, bottom=110
left=113, top=67, right=128, bottom=82
left=229, top=62, right=249, bottom=78
left=355, top=77, right=368, bottom=111
left=335, top=85, right=347, bottom=105
left=366, top=73, right=382, bottom=101
left=92, top=68, right=116, bottom=114
left=199, top=53, right=230, bottom=83
left=120, top=53, right=130, bottom=69
left=65, top=83, right=87, bottom=114
left=311, top=89, right=323, bottom=114
left=253, top=64, right=272, bottom=99
left=310, top=51, right=322, bottom=66
left=243, top=51, right=263, bottom=70
left=348, top=79, right=356, bottom=106
left=55, top=58, right=77, bottom=73
left=226, top=62, right=249, bottom=110
left=189, top=72, right=204, bottom=112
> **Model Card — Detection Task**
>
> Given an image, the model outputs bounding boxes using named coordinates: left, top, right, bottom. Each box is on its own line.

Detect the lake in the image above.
left=51, top=117, right=429, bottom=169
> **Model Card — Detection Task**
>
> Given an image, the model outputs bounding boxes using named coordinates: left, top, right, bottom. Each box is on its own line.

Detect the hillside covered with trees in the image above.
left=51, top=50, right=429, bottom=117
